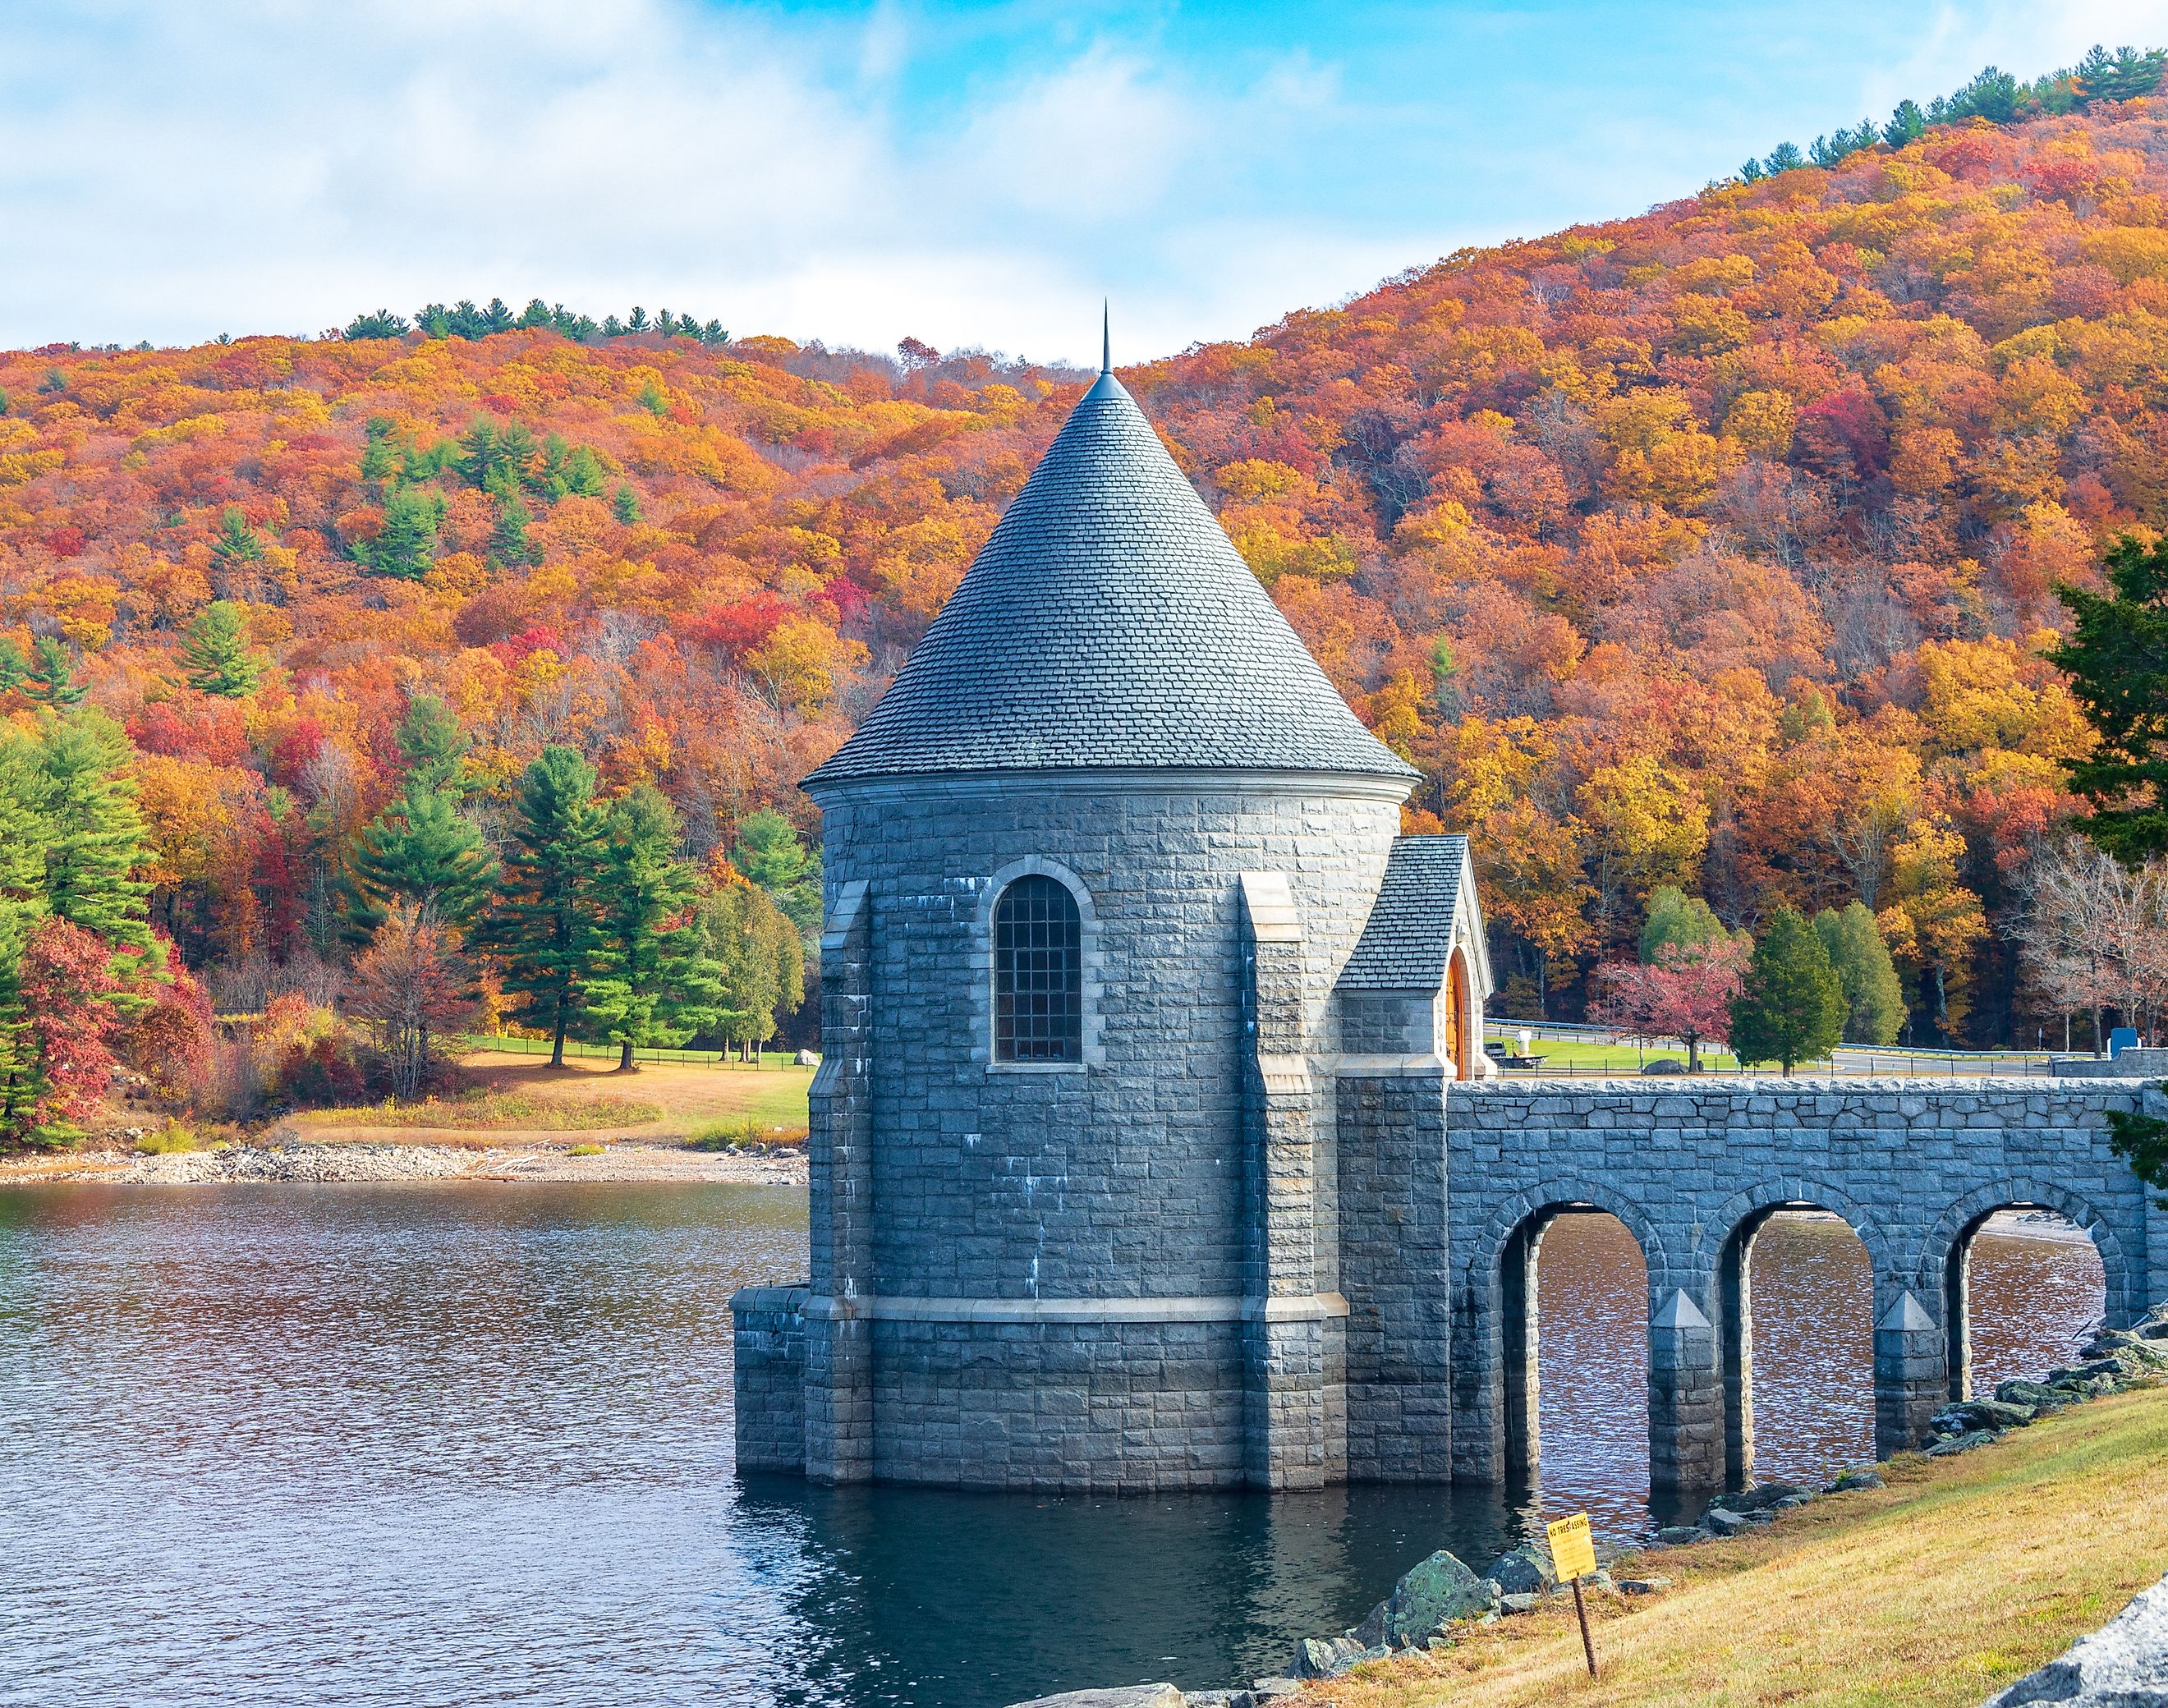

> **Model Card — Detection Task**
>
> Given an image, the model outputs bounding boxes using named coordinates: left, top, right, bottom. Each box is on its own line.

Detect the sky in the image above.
left=3, top=0, right=2167, bottom=365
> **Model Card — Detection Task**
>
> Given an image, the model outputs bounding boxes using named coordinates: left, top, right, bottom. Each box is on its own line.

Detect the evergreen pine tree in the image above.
left=1883, top=99, right=1927, bottom=145
left=0, top=637, right=25, bottom=691
left=1812, top=902, right=1905, bottom=1045
left=1729, top=907, right=1845, bottom=1074
left=360, top=486, right=445, bottom=580
left=343, top=783, right=498, bottom=944
left=0, top=731, right=50, bottom=1137
left=491, top=490, right=537, bottom=567
left=24, top=637, right=85, bottom=709
left=360, top=416, right=404, bottom=489
left=731, top=808, right=821, bottom=937
left=396, top=694, right=471, bottom=796
left=179, top=600, right=264, bottom=697
left=611, top=484, right=641, bottom=525
left=475, top=746, right=606, bottom=1067
left=586, top=786, right=724, bottom=1069
left=38, top=711, right=154, bottom=967
left=212, top=506, right=264, bottom=570
left=2055, top=534, right=2168, bottom=863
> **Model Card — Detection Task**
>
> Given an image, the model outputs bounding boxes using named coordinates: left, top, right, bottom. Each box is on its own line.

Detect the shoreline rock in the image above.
left=1980, top=1569, right=2168, bottom=1706
left=0, top=1138, right=808, bottom=1188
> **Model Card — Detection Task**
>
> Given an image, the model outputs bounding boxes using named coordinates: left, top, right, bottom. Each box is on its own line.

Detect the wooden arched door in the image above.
left=1445, top=948, right=1472, bottom=1081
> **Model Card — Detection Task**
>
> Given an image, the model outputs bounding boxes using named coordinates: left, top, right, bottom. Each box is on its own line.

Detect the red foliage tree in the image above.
left=345, top=903, right=480, bottom=1097
left=17, top=918, right=126, bottom=1139
left=126, top=952, right=214, bottom=1105
left=1589, top=937, right=1751, bottom=1071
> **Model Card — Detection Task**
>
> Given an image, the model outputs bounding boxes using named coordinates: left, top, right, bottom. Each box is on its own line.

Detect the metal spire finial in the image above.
left=1102, top=301, right=1111, bottom=375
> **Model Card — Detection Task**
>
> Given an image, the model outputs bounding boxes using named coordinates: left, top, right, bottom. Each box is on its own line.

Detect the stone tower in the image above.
left=730, top=344, right=1492, bottom=1491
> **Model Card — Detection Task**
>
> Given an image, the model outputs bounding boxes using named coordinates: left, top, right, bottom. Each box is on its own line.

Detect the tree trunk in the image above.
left=619, top=1040, right=634, bottom=1072
left=551, top=1008, right=567, bottom=1068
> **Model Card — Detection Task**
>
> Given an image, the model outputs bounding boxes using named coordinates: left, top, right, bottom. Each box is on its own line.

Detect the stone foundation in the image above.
left=735, top=1069, right=2165, bottom=1491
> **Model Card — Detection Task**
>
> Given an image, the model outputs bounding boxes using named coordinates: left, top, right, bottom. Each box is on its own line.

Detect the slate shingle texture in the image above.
left=804, top=370, right=1417, bottom=786
left=1338, top=834, right=1468, bottom=990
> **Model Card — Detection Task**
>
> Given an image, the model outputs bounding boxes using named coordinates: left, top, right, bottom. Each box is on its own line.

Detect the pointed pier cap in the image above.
left=1876, top=1290, right=1936, bottom=1332
left=803, top=324, right=1414, bottom=792
left=1651, top=1288, right=1711, bottom=1330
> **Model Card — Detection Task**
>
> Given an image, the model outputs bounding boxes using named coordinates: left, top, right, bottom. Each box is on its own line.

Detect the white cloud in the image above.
left=0, top=0, right=1402, bottom=361
left=11, top=1, right=2156, bottom=363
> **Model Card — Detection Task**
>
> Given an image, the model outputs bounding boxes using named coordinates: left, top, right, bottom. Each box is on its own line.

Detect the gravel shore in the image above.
left=0, top=1135, right=808, bottom=1188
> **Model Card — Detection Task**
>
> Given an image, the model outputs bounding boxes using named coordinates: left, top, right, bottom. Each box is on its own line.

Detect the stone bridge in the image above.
left=1335, top=1074, right=2168, bottom=1492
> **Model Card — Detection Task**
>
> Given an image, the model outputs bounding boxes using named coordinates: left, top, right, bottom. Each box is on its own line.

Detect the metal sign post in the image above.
left=1546, top=1512, right=1600, bottom=1679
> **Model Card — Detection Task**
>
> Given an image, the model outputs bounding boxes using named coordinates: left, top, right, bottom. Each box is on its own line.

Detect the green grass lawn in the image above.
left=1486, top=1033, right=1745, bottom=1075
left=700, top=1067, right=815, bottom=1129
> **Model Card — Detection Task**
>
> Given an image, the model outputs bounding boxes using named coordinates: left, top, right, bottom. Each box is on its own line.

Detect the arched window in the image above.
left=994, top=875, right=1082, bottom=1063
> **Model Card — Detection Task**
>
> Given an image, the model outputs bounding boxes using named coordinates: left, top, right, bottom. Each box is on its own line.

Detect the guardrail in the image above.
left=1490, top=1054, right=2060, bottom=1079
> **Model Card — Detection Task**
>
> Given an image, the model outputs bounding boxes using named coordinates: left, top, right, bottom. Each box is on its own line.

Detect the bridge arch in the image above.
left=1464, top=1179, right=1667, bottom=1487
left=1704, top=1178, right=1890, bottom=1486
left=1922, top=1178, right=2134, bottom=1402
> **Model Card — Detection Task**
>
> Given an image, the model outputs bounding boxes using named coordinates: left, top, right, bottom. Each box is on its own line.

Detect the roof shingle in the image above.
left=1339, top=835, right=1469, bottom=990
left=804, top=370, right=1417, bottom=787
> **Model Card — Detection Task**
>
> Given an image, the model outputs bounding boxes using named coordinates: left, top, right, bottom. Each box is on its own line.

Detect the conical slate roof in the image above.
left=803, top=365, right=1416, bottom=788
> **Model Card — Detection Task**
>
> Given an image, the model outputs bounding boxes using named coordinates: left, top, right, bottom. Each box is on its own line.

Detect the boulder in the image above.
left=2078, top=1331, right=2162, bottom=1371
left=1248, top=1682, right=1301, bottom=1701
left=1994, top=1379, right=2069, bottom=1410
left=1936, top=1397, right=2035, bottom=1431
left=1712, top=1481, right=1813, bottom=1513
left=1181, top=1695, right=1250, bottom=1708
left=1352, top=1550, right=1497, bottom=1649
left=1702, top=1508, right=1755, bottom=1536
left=1482, top=1543, right=1558, bottom=1596
left=1618, top=1575, right=1673, bottom=1596
left=793, top=1049, right=820, bottom=1067
left=1981, top=1569, right=2168, bottom=1706
left=1830, top=1470, right=1885, bottom=1492
left=1290, top=1637, right=1374, bottom=1679
left=2138, top=1320, right=2168, bottom=1341
left=1500, top=1591, right=1543, bottom=1614
left=1652, top=1525, right=1706, bottom=1546
left=1004, top=1687, right=1184, bottom=1708
left=1923, top=1428, right=1996, bottom=1457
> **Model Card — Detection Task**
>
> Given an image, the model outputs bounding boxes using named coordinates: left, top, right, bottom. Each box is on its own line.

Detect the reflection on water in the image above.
left=1528, top=1211, right=1649, bottom=1531
left=1532, top=1208, right=2108, bottom=1507
left=0, top=1185, right=2110, bottom=1708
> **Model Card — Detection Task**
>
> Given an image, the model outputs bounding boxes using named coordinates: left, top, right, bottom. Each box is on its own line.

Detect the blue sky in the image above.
left=2, top=0, right=2163, bottom=363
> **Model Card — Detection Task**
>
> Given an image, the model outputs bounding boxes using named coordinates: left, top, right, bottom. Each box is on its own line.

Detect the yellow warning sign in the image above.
left=1547, top=1511, right=1596, bottom=1582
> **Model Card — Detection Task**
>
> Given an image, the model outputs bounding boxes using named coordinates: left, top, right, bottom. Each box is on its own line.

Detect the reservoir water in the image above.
left=0, top=1183, right=2104, bottom=1707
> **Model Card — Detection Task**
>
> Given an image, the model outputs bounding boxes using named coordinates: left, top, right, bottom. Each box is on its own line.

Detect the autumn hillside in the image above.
left=10, top=95, right=2168, bottom=1044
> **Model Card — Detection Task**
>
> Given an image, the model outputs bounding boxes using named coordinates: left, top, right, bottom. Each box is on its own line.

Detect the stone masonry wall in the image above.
left=731, top=1285, right=809, bottom=1473
left=1441, top=1077, right=2163, bottom=1487
left=869, top=1318, right=1247, bottom=1490
left=788, top=773, right=1404, bottom=1490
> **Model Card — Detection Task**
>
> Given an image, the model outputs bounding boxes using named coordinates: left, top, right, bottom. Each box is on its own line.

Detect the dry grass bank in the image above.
left=288, top=1052, right=812, bottom=1147
left=1316, top=1387, right=2166, bottom=1708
